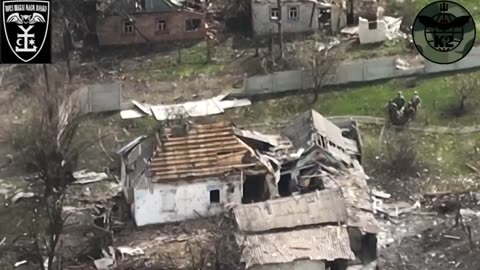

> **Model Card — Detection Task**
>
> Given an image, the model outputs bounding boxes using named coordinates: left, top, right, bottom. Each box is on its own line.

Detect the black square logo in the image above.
left=0, top=0, right=51, bottom=64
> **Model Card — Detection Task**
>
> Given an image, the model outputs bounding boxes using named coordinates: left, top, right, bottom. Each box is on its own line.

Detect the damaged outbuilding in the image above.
left=116, top=110, right=380, bottom=269
left=232, top=110, right=380, bottom=269
left=117, top=121, right=273, bottom=226
left=234, top=189, right=355, bottom=270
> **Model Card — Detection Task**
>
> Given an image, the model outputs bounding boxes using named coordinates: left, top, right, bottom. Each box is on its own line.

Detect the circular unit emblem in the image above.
left=412, top=0, right=476, bottom=64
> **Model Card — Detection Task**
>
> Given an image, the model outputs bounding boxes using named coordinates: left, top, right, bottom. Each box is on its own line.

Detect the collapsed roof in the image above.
left=282, top=110, right=359, bottom=165
left=239, top=225, right=355, bottom=268
left=233, top=188, right=347, bottom=232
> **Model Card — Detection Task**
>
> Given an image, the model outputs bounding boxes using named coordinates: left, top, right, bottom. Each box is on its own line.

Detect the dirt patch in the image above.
left=380, top=216, right=480, bottom=270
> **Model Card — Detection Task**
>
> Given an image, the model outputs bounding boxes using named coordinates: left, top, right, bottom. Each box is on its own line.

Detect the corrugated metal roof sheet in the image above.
left=240, top=226, right=355, bottom=268
left=149, top=121, right=265, bottom=182
left=233, top=189, right=347, bottom=232
left=323, top=167, right=380, bottom=234
left=282, top=110, right=359, bottom=165
left=116, top=136, right=147, bottom=155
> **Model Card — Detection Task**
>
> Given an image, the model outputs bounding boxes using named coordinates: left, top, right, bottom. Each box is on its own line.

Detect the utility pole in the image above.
left=276, top=0, right=283, bottom=60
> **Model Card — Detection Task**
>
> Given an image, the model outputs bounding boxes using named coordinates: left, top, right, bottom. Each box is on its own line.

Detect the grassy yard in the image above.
left=347, top=39, right=410, bottom=60
left=131, top=42, right=225, bottom=81
left=231, top=71, right=480, bottom=127
left=361, top=125, right=480, bottom=187
left=225, top=71, right=480, bottom=187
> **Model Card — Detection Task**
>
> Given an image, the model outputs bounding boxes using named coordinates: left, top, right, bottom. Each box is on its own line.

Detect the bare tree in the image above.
left=381, top=130, right=418, bottom=177
left=186, top=214, right=244, bottom=270
left=454, top=73, right=479, bottom=116
left=309, top=42, right=345, bottom=104
left=276, top=0, right=284, bottom=59
left=10, top=66, right=88, bottom=269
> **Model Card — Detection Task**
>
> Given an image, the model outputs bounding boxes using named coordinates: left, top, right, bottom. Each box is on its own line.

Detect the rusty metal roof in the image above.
left=239, top=225, right=355, bottom=268
left=149, top=121, right=264, bottom=183
left=233, top=189, right=347, bottom=232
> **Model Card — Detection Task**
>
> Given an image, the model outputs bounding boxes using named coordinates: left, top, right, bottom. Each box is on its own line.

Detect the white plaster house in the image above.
left=251, top=0, right=321, bottom=36
left=358, top=16, right=386, bottom=44
left=117, top=121, right=269, bottom=227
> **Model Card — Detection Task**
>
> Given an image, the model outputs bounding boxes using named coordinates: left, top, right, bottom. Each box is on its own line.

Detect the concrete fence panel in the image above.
left=88, top=82, right=122, bottom=113
left=334, top=61, right=365, bottom=84
left=244, top=46, right=480, bottom=95
left=273, top=70, right=304, bottom=92
left=245, top=73, right=274, bottom=94
left=70, top=81, right=122, bottom=115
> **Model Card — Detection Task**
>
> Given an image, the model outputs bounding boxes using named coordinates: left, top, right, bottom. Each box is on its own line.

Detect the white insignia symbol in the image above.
left=6, top=12, right=45, bottom=53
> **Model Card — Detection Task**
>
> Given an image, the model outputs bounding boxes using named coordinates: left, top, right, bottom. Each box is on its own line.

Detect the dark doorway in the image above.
left=242, top=175, right=269, bottom=203
left=361, top=233, right=378, bottom=263
left=348, top=227, right=378, bottom=265
left=278, top=173, right=293, bottom=196
left=210, top=189, right=220, bottom=203
left=347, top=0, right=355, bottom=25
left=326, top=259, right=348, bottom=270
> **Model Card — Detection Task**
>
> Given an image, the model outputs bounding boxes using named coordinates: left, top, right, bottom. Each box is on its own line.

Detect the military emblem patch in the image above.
left=1, top=0, right=51, bottom=64
left=412, top=0, right=475, bottom=65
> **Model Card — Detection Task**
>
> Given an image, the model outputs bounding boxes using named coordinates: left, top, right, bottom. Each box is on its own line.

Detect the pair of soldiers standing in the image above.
left=387, top=91, right=421, bottom=120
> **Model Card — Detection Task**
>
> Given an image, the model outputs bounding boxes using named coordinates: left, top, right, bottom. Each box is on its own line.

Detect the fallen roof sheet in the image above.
left=116, top=135, right=147, bottom=155
left=120, top=95, right=251, bottom=120
left=233, top=128, right=282, bottom=147
left=282, top=110, right=358, bottom=165
left=239, top=226, right=355, bottom=268
left=149, top=121, right=265, bottom=182
left=234, top=189, right=347, bottom=232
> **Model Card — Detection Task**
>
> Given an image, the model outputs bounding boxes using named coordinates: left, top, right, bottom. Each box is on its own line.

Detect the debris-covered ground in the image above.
left=373, top=186, right=480, bottom=270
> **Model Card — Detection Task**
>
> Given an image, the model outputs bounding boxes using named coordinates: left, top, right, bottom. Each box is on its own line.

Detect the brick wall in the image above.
left=96, top=10, right=206, bottom=46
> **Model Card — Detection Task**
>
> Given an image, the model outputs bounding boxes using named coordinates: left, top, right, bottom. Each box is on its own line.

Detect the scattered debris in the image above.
left=10, top=191, right=35, bottom=203
left=443, top=234, right=461, bottom=240
left=73, top=170, right=109, bottom=185
left=372, top=189, right=391, bottom=199
left=93, top=257, right=114, bottom=270
left=14, top=260, right=27, bottom=267
left=466, top=163, right=479, bottom=174
left=116, top=246, right=145, bottom=259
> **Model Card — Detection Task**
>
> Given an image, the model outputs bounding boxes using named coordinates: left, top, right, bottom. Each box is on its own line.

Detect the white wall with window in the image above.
left=252, top=1, right=320, bottom=36
left=157, top=19, right=166, bottom=32
left=123, top=21, right=135, bottom=33
left=132, top=175, right=243, bottom=226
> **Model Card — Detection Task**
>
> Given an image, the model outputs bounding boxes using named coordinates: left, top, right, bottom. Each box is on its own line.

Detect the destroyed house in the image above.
left=233, top=189, right=356, bottom=270
left=272, top=110, right=361, bottom=196
left=232, top=110, right=380, bottom=268
left=251, top=0, right=323, bottom=36
left=117, top=121, right=271, bottom=227
left=282, top=110, right=360, bottom=166
left=96, top=0, right=206, bottom=46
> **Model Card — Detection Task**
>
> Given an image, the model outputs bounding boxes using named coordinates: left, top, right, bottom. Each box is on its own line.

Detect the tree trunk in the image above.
left=458, top=95, right=467, bottom=115
left=62, top=20, right=72, bottom=83
left=177, top=42, right=182, bottom=64
left=206, top=36, right=211, bottom=63
left=309, top=2, right=316, bottom=28
left=276, top=0, right=283, bottom=60
left=311, top=58, right=319, bottom=105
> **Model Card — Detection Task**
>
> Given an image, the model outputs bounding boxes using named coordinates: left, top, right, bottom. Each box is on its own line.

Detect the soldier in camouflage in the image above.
left=393, top=91, right=406, bottom=110
left=405, top=101, right=416, bottom=121
left=411, top=91, right=421, bottom=112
